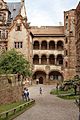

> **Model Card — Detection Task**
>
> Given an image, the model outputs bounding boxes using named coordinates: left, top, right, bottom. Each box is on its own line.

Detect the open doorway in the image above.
left=39, top=77, right=43, bottom=84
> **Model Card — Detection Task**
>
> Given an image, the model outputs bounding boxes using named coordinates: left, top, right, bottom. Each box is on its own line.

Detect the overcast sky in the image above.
left=5, top=0, right=80, bottom=26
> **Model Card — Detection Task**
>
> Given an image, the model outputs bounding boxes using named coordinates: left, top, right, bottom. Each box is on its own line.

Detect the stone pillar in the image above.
left=39, top=58, right=41, bottom=64
left=40, top=43, right=41, bottom=50
left=55, top=56, right=57, bottom=65
left=47, top=57, right=49, bottom=65
left=47, top=43, right=49, bottom=50
left=55, top=43, right=57, bottom=50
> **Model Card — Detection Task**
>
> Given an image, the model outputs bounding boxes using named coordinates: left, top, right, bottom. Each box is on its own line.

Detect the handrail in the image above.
left=0, top=99, right=35, bottom=119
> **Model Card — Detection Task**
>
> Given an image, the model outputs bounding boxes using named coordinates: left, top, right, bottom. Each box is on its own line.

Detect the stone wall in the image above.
left=0, top=74, right=22, bottom=105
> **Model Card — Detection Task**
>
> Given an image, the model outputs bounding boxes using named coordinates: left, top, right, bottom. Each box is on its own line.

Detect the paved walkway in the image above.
left=14, top=85, right=78, bottom=120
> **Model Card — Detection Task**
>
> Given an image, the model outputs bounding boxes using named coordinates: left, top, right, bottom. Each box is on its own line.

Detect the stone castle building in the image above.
left=0, top=0, right=78, bottom=84
left=75, top=2, right=80, bottom=77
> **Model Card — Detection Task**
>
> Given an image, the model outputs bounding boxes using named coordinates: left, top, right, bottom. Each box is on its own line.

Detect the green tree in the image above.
left=0, top=49, right=32, bottom=78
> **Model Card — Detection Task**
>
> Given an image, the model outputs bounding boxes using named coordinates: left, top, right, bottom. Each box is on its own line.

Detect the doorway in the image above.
left=39, top=77, right=43, bottom=84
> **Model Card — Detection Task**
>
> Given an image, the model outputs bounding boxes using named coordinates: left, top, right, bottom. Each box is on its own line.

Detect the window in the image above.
left=16, top=23, right=21, bottom=31
left=65, top=50, right=68, bottom=56
left=14, top=42, right=23, bottom=49
left=66, top=16, right=68, bottom=20
left=65, top=37, right=68, bottom=44
left=65, top=62, right=68, bottom=68
left=66, top=23, right=68, bottom=29
left=70, top=31, right=73, bottom=36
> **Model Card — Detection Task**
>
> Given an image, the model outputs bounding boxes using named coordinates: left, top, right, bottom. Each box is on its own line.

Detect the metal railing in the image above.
left=0, top=99, right=35, bottom=119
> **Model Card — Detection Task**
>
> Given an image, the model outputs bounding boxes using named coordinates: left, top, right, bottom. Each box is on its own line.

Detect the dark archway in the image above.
left=49, top=71, right=63, bottom=81
left=41, top=55, right=47, bottom=64
left=49, top=41, right=55, bottom=50
left=39, top=77, right=43, bottom=84
left=33, top=41, right=39, bottom=50
left=56, top=54, right=63, bottom=65
left=41, top=41, right=47, bottom=50
left=57, top=41, right=64, bottom=50
left=49, top=54, right=55, bottom=65
left=33, top=55, right=39, bottom=64
left=32, top=71, right=46, bottom=84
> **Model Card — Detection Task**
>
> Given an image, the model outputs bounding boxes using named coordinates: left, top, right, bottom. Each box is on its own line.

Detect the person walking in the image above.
left=26, top=89, right=30, bottom=101
left=40, top=87, right=42, bottom=95
left=24, top=88, right=30, bottom=101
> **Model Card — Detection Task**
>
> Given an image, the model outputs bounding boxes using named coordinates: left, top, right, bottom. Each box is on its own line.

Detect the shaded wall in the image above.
left=0, top=74, right=22, bottom=104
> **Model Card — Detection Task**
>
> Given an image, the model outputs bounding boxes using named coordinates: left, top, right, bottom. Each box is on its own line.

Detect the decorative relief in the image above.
left=45, top=65, right=50, bottom=72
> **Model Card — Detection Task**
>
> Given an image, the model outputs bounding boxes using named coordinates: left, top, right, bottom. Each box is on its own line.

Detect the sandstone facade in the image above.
left=0, top=74, right=22, bottom=104
left=0, top=0, right=79, bottom=84
left=75, top=2, right=80, bottom=77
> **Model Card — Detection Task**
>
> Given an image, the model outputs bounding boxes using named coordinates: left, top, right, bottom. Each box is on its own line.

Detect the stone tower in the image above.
left=64, top=9, right=76, bottom=80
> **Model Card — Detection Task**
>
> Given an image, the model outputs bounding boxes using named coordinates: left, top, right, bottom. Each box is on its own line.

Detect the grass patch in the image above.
left=0, top=101, right=26, bottom=113
left=58, top=94, right=79, bottom=100
left=50, top=88, right=74, bottom=95
left=50, top=88, right=79, bottom=100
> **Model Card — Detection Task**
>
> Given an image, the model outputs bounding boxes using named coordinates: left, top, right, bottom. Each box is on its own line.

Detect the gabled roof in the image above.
left=8, top=14, right=29, bottom=32
left=7, top=2, right=21, bottom=20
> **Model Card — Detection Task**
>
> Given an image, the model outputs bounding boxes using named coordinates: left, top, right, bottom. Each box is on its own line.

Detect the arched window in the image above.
left=49, top=54, right=55, bottom=65
left=33, top=55, right=39, bottom=64
left=56, top=54, right=63, bottom=65
left=57, top=41, right=64, bottom=50
left=41, top=55, right=47, bottom=64
left=49, top=41, right=55, bottom=50
left=33, top=41, right=39, bottom=50
left=41, top=41, right=47, bottom=50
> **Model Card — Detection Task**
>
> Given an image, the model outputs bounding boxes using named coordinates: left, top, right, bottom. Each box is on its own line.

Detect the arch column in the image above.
left=39, top=43, right=41, bottom=50
left=47, top=42, right=49, bottom=50
left=55, top=56, right=57, bottom=65
left=55, top=43, right=57, bottom=50
left=47, top=57, right=49, bottom=65
left=39, top=58, right=41, bottom=64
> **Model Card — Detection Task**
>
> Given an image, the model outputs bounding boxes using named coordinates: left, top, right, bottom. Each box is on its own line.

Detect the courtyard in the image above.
left=14, top=85, right=78, bottom=120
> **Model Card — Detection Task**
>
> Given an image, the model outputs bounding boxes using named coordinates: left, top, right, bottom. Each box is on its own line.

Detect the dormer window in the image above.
left=13, top=4, right=16, bottom=11
left=16, top=23, right=21, bottom=31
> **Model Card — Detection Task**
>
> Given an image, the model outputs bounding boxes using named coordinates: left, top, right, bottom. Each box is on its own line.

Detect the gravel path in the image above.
left=14, top=85, right=78, bottom=120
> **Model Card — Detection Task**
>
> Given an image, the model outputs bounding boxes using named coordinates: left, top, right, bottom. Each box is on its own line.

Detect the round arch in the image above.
left=33, top=41, right=39, bottom=50
left=41, top=40, right=47, bottom=50
left=49, top=71, right=64, bottom=81
left=33, top=54, right=39, bottom=65
left=49, top=41, right=55, bottom=50
left=57, top=40, right=64, bottom=50
left=41, top=54, right=47, bottom=64
left=32, top=70, right=46, bottom=84
left=49, top=54, right=55, bottom=65
left=56, top=54, right=63, bottom=65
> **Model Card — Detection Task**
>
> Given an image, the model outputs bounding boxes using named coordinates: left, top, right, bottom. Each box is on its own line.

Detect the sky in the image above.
left=5, top=0, right=80, bottom=26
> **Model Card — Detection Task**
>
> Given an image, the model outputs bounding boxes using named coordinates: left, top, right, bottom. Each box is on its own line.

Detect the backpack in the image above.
left=27, top=91, right=29, bottom=96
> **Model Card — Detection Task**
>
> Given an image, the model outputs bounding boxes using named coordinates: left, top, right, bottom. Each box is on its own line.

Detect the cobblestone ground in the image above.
left=14, top=85, right=78, bottom=120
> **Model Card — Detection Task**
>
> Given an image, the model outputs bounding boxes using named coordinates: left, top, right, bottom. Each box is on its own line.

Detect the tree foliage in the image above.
left=0, top=49, right=32, bottom=77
